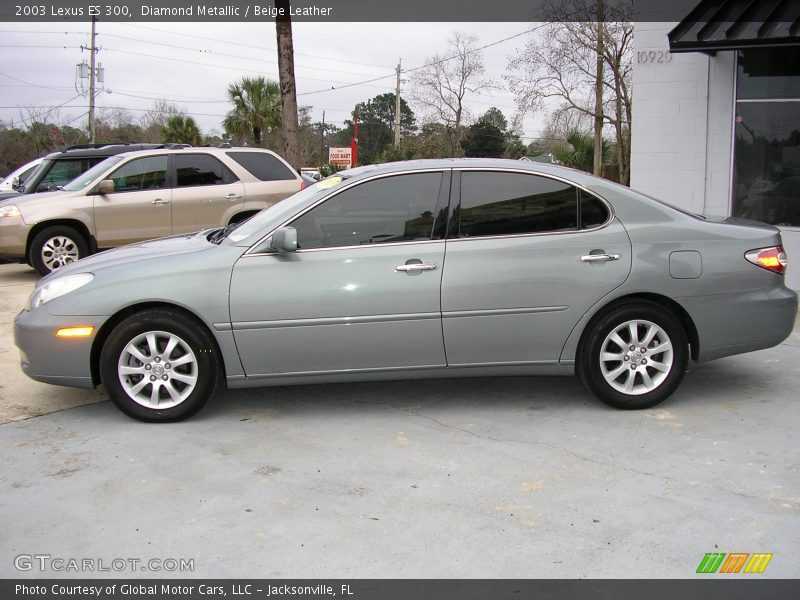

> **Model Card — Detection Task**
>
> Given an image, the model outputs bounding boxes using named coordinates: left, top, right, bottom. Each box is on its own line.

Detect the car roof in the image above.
left=42, top=143, right=181, bottom=160
left=337, top=158, right=600, bottom=183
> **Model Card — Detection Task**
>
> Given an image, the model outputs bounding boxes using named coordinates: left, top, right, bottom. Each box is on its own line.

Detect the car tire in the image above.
left=29, top=226, right=88, bottom=276
left=99, top=309, right=220, bottom=422
left=577, top=301, right=689, bottom=410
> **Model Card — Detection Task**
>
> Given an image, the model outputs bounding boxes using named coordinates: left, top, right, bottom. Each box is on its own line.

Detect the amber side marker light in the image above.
left=745, top=246, right=787, bottom=274
left=56, top=326, right=94, bottom=338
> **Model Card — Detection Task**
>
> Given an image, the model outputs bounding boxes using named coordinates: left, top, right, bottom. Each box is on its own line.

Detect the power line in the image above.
left=115, top=22, right=395, bottom=70
left=298, top=25, right=544, bottom=97
left=8, top=94, right=85, bottom=126
left=98, top=32, right=391, bottom=79
left=102, top=46, right=396, bottom=91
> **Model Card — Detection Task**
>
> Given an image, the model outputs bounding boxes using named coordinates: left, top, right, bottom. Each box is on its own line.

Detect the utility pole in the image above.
left=320, top=110, right=325, bottom=165
left=593, top=0, right=604, bottom=177
left=88, top=15, right=97, bottom=143
left=393, top=59, right=402, bottom=147
left=351, top=109, right=358, bottom=167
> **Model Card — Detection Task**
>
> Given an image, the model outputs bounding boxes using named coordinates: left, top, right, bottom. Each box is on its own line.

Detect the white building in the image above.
left=631, top=1, right=800, bottom=289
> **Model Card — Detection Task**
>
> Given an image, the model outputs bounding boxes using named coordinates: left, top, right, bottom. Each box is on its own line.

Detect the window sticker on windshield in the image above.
left=317, top=176, right=343, bottom=189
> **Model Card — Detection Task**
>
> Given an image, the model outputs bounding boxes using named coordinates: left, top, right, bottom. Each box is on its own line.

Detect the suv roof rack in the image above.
left=204, top=142, right=232, bottom=148
left=62, top=142, right=166, bottom=153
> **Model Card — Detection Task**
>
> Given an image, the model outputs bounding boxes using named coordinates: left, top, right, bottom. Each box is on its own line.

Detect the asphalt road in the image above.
left=1, top=262, right=798, bottom=578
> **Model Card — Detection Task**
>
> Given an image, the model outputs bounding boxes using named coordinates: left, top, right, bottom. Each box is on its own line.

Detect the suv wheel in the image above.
left=30, top=226, right=88, bottom=276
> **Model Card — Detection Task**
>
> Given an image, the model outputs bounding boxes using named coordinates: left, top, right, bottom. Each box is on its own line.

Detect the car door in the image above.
left=170, top=153, right=246, bottom=234
left=440, top=169, right=631, bottom=366
left=93, top=155, right=172, bottom=247
left=228, top=170, right=450, bottom=379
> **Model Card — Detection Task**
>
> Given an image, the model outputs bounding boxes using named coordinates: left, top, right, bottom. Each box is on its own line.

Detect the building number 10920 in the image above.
left=637, top=50, right=672, bottom=64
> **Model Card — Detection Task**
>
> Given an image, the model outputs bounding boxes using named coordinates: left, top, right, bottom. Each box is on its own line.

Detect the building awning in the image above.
left=669, top=0, right=800, bottom=54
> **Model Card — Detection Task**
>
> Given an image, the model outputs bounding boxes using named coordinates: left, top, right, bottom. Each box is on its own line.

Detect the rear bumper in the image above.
left=14, top=307, right=106, bottom=389
left=679, top=285, right=798, bottom=362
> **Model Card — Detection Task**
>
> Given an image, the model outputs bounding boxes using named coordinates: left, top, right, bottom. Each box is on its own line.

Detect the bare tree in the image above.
left=508, top=0, right=633, bottom=184
left=411, top=32, right=492, bottom=157
left=139, top=100, right=184, bottom=142
left=275, top=0, right=301, bottom=170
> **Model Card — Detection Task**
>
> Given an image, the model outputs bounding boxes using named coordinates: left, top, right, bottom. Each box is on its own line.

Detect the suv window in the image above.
left=291, top=172, right=443, bottom=250
left=34, top=158, right=105, bottom=192
left=226, top=151, right=296, bottom=181
left=176, top=153, right=237, bottom=187
left=109, top=156, right=168, bottom=192
left=459, top=172, right=579, bottom=237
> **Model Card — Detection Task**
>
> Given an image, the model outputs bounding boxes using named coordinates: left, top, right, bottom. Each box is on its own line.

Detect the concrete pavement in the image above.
left=0, top=262, right=798, bottom=578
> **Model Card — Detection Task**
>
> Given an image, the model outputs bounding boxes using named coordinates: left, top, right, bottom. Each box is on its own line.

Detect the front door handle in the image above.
left=151, top=198, right=169, bottom=205
left=580, top=253, right=620, bottom=262
left=226, top=193, right=243, bottom=201
left=395, top=262, right=437, bottom=273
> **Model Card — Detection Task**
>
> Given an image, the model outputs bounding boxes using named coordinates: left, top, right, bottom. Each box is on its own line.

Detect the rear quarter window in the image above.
left=226, top=151, right=297, bottom=181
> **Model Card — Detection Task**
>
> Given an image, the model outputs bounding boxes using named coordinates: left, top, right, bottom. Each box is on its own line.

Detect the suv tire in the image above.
left=29, top=225, right=89, bottom=276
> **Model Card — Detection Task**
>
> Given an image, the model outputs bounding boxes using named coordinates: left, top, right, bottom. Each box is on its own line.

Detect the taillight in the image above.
left=745, top=246, right=787, bottom=274
left=299, top=181, right=306, bottom=190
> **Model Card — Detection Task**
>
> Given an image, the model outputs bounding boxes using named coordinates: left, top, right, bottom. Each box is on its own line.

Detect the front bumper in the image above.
left=0, top=215, right=29, bottom=260
left=14, top=307, right=107, bottom=389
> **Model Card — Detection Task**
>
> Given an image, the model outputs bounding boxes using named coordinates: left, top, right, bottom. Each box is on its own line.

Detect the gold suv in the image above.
left=0, top=147, right=302, bottom=275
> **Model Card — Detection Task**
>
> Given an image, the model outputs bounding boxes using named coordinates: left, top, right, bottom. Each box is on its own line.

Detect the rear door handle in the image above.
left=395, top=263, right=437, bottom=272
left=580, top=253, right=619, bottom=262
left=226, top=193, right=243, bottom=201
left=151, top=198, right=169, bottom=205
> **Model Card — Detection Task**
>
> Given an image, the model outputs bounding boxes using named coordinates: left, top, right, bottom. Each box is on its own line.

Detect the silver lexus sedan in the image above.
left=13, top=159, right=798, bottom=422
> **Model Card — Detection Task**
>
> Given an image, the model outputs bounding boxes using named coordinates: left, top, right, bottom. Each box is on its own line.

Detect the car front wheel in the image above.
left=578, top=302, right=689, bottom=409
left=99, top=309, right=220, bottom=422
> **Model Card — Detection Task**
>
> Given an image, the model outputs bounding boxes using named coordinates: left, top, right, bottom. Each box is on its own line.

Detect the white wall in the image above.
left=631, top=23, right=800, bottom=290
left=631, top=22, right=735, bottom=216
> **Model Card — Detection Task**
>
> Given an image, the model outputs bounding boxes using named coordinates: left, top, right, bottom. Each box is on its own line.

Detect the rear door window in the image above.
left=459, top=171, right=579, bottom=237
left=226, top=151, right=297, bottom=181
left=175, top=154, right=238, bottom=187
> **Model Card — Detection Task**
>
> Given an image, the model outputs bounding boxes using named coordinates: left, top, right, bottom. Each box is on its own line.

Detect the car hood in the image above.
left=0, top=190, right=22, bottom=203
left=40, top=231, right=227, bottom=282
left=0, top=189, right=71, bottom=206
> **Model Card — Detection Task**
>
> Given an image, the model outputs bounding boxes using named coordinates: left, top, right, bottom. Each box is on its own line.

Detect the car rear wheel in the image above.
left=99, top=309, right=220, bottom=422
left=577, top=302, right=689, bottom=409
left=29, top=225, right=88, bottom=276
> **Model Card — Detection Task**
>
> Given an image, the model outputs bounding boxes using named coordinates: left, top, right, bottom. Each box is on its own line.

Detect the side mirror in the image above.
left=270, top=226, right=298, bottom=253
left=11, top=176, right=20, bottom=191
left=97, top=179, right=115, bottom=195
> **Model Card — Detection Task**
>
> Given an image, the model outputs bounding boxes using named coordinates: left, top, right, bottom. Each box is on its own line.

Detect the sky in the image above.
left=0, top=21, right=546, bottom=145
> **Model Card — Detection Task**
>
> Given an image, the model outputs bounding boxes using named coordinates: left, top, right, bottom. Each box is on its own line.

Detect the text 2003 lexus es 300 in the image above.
left=13, top=159, right=797, bottom=422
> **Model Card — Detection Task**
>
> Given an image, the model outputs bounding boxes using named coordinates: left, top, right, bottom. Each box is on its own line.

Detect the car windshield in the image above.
left=225, top=176, right=348, bottom=243
left=19, top=159, right=51, bottom=192
left=61, top=156, right=125, bottom=191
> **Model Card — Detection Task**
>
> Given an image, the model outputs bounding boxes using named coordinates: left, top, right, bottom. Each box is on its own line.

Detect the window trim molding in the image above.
left=243, top=167, right=616, bottom=255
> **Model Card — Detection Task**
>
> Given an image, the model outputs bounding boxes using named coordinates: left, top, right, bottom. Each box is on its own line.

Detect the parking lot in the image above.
left=1, top=261, right=798, bottom=578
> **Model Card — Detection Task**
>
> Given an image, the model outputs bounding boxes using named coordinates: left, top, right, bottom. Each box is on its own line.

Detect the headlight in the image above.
left=25, top=273, right=94, bottom=311
left=0, top=204, right=21, bottom=218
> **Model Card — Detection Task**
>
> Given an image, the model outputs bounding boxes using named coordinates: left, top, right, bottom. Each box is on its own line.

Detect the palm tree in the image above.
left=161, top=115, right=202, bottom=146
left=223, top=76, right=281, bottom=146
left=553, top=129, right=611, bottom=173
left=275, top=0, right=301, bottom=169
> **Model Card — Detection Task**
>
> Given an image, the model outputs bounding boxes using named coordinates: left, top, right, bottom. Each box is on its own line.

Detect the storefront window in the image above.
left=733, top=48, right=800, bottom=227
